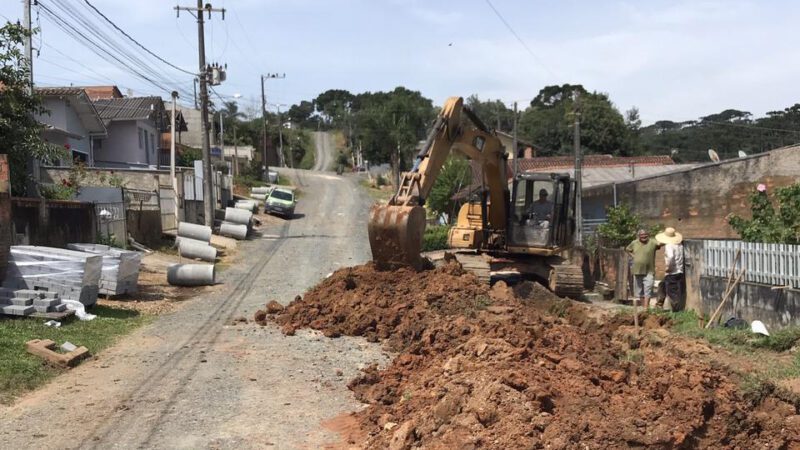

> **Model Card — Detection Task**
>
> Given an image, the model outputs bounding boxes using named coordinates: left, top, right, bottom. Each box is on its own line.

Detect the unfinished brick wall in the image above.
left=0, top=155, right=11, bottom=281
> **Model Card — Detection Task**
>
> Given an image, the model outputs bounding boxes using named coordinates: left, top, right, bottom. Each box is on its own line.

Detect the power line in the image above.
left=81, top=0, right=196, bottom=76
left=483, top=0, right=557, bottom=79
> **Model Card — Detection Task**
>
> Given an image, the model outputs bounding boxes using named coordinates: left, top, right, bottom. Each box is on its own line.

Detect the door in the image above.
left=508, top=178, right=556, bottom=248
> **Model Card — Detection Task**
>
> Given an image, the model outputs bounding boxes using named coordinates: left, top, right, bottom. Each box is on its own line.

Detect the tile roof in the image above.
left=93, top=96, right=164, bottom=122
left=35, top=87, right=88, bottom=97
left=514, top=154, right=675, bottom=172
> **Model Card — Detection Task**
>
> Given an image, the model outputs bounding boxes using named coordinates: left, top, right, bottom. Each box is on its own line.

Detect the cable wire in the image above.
left=81, top=0, right=196, bottom=76
left=483, top=0, right=556, bottom=78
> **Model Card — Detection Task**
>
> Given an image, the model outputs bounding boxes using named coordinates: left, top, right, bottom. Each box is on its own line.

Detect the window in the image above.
left=138, top=127, right=143, bottom=148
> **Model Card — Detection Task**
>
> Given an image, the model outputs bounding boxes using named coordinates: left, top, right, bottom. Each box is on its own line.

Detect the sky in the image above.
left=2, top=0, right=799, bottom=124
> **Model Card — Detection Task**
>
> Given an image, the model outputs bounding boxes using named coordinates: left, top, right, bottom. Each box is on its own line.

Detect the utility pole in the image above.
left=233, top=125, right=238, bottom=176
left=175, top=2, right=226, bottom=227
left=193, top=78, right=198, bottom=109
left=23, top=0, right=33, bottom=92
left=573, top=92, right=583, bottom=247
left=512, top=101, right=518, bottom=177
left=276, top=105, right=287, bottom=168
left=170, top=91, right=179, bottom=224
left=260, top=73, right=285, bottom=171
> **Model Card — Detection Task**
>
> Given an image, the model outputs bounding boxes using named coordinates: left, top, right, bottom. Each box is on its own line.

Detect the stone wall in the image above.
left=40, top=166, right=182, bottom=192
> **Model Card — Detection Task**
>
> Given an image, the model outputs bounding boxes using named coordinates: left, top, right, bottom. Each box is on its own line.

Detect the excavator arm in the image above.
left=368, top=96, right=507, bottom=269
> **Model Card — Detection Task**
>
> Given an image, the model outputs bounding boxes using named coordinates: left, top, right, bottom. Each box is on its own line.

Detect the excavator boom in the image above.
left=368, top=96, right=506, bottom=270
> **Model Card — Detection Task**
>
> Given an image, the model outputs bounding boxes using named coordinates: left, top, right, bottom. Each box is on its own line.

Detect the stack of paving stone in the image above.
left=0, top=288, right=68, bottom=316
left=3, top=246, right=102, bottom=306
left=67, top=244, right=142, bottom=296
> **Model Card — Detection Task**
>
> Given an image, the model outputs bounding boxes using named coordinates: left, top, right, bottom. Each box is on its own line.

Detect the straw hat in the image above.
left=656, top=227, right=683, bottom=244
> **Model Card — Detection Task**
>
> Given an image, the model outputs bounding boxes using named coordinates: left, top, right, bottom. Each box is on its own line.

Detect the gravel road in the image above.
left=0, top=169, right=388, bottom=449
left=312, top=131, right=335, bottom=171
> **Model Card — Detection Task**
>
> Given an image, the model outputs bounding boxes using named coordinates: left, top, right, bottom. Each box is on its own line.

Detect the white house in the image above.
left=92, top=97, right=167, bottom=168
left=34, top=87, right=107, bottom=165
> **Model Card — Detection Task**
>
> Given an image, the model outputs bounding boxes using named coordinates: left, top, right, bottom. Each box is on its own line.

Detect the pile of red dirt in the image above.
left=268, top=262, right=800, bottom=449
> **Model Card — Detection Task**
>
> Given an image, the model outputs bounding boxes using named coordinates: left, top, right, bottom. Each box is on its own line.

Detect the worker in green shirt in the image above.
left=625, top=229, right=662, bottom=309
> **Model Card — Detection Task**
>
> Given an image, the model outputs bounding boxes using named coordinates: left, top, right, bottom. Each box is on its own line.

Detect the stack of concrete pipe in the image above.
left=250, top=186, right=272, bottom=204
left=219, top=207, right=251, bottom=240
left=235, top=200, right=258, bottom=213
left=169, top=222, right=216, bottom=286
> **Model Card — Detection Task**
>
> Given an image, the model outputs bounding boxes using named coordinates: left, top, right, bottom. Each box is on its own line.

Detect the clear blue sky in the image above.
left=2, top=0, right=799, bottom=124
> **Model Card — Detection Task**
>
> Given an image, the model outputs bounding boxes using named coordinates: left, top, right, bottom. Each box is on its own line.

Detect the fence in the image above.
left=582, top=218, right=607, bottom=237
left=124, top=188, right=163, bottom=247
left=703, top=240, right=800, bottom=289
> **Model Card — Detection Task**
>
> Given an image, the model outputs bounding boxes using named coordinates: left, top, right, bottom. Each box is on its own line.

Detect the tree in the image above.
left=313, top=89, right=354, bottom=127
left=595, top=204, right=660, bottom=248
left=287, top=100, right=315, bottom=128
left=465, top=95, right=515, bottom=132
left=0, top=22, right=62, bottom=195
left=728, top=183, right=800, bottom=244
left=518, top=84, right=629, bottom=156
left=427, top=156, right=471, bottom=221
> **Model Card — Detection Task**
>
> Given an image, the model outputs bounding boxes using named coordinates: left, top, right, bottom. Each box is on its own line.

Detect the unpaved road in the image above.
left=0, top=169, right=387, bottom=449
left=312, top=131, right=335, bottom=171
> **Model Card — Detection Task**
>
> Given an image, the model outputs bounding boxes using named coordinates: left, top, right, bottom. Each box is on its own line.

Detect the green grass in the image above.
left=664, top=310, right=800, bottom=352
left=358, top=178, right=394, bottom=202
left=233, top=174, right=268, bottom=188
left=0, top=305, right=151, bottom=403
left=298, top=147, right=315, bottom=170
left=276, top=173, right=292, bottom=186
left=422, top=225, right=451, bottom=252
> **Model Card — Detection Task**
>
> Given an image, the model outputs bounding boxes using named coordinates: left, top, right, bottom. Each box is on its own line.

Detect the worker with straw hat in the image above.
left=656, top=227, right=684, bottom=310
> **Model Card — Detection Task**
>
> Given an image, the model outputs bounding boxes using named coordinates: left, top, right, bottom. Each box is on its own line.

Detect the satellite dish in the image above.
left=708, top=149, right=720, bottom=163
left=738, top=150, right=747, bottom=158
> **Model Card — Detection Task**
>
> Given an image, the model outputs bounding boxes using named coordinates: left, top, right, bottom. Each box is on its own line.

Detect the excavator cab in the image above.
left=507, top=173, right=576, bottom=252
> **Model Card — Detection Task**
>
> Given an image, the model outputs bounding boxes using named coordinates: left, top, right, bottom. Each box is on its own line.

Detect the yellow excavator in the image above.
left=367, top=96, right=584, bottom=298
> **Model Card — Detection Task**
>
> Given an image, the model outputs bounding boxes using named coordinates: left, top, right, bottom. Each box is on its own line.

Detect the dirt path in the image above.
left=0, top=169, right=388, bottom=449
left=312, top=131, right=335, bottom=172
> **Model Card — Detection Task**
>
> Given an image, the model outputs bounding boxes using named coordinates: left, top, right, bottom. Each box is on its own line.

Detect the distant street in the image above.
left=312, top=131, right=335, bottom=172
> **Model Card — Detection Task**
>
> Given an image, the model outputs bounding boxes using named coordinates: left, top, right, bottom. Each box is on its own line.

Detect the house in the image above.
left=34, top=87, right=107, bottom=165
left=582, top=145, right=800, bottom=239
left=92, top=97, right=168, bottom=168
left=496, top=131, right=539, bottom=159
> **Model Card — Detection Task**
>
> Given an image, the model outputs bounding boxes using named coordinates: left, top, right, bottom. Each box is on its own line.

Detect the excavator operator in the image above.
left=524, top=188, right=553, bottom=225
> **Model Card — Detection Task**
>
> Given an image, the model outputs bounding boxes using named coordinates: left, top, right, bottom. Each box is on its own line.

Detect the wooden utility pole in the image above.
left=512, top=101, right=518, bottom=177
left=260, top=73, right=286, bottom=172
left=573, top=92, right=583, bottom=247
left=175, top=2, right=226, bottom=227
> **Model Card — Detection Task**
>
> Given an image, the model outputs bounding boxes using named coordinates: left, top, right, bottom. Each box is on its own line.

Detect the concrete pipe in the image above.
left=219, top=221, right=248, bottom=240
left=235, top=201, right=258, bottom=212
left=250, top=193, right=268, bottom=201
left=178, top=222, right=212, bottom=243
left=178, top=238, right=217, bottom=262
left=224, top=207, right=253, bottom=226
left=251, top=186, right=272, bottom=195
left=167, top=263, right=215, bottom=286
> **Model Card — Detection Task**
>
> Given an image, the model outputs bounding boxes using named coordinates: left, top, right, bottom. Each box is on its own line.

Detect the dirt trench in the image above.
left=261, top=261, right=800, bottom=449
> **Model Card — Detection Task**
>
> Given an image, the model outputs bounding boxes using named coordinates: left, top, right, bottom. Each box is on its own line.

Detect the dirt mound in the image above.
left=271, top=263, right=800, bottom=449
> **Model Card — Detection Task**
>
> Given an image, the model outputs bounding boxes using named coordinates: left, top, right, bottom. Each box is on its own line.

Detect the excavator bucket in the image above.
left=368, top=204, right=427, bottom=270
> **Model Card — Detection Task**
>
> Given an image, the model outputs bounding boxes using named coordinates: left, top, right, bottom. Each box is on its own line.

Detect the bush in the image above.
left=728, top=183, right=800, bottom=244
left=422, top=225, right=450, bottom=251
left=177, top=147, right=202, bottom=167
left=596, top=204, right=660, bottom=248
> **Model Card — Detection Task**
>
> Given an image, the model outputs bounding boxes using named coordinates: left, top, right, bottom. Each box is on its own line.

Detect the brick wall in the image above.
left=0, top=155, right=11, bottom=281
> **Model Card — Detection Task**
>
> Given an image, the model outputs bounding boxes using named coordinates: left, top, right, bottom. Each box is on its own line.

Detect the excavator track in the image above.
left=453, top=252, right=492, bottom=284
left=548, top=264, right=584, bottom=299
